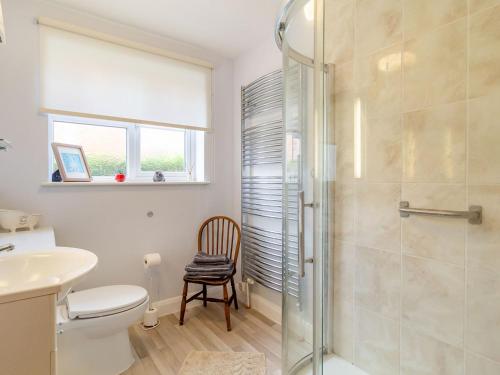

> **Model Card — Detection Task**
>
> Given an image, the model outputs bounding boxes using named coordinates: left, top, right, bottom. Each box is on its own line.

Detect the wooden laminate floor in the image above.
left=121, top=303, right=282, bottom=375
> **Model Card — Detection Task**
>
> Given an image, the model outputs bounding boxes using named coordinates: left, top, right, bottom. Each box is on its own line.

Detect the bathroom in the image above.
left=1, top=0, right=499, bottom=374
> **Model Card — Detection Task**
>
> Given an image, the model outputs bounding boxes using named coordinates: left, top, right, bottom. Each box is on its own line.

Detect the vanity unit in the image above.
left=0, top=283, right=58, bottom=374
left=0, top=229, right=97, bottom=375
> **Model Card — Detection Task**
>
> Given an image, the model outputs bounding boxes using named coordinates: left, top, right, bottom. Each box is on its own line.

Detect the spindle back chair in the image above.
left=179, top=216, right=241, bottom=331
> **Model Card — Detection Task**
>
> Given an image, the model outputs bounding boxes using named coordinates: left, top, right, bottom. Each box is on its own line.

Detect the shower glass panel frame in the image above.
left=278, top=0, right=330, bottom=373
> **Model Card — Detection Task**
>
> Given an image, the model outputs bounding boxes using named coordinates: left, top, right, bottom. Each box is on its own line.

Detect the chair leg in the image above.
left=202, top=284, right=207, bottom=307
left=179, top=281, right=188, bottom=326
left=223, top=283, right=231, bottom=331
left=230, top=277, right=238, bottom=310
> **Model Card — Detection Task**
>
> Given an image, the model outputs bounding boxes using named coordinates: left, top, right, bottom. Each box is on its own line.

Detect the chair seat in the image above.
left=183, top=269, right=236, bottom=285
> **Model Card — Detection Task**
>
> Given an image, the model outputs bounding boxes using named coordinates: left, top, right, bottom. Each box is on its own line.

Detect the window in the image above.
left=49, top=115, right=204, bottom=182
left=40, top=19, right=212, bottom=183
left=52, top=121, right=127, bottom=177
left=139, top=127, right=187, bottom=173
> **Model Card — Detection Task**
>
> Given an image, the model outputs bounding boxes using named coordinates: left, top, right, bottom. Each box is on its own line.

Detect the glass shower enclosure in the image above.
left=279, top=0, right=500, bottom=374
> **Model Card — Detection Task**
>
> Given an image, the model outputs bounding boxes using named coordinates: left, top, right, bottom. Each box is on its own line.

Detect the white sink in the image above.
left=0, top=247, right=97, bottom=302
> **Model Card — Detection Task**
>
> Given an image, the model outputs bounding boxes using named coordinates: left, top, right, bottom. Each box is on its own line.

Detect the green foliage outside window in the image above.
left=140, top=155, right=184, bottom=172
left=82, top=154, right=185, bottom=176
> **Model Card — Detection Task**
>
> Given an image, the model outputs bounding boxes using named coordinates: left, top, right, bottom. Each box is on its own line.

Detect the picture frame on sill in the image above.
left=51, top=143, right=92, bottom=182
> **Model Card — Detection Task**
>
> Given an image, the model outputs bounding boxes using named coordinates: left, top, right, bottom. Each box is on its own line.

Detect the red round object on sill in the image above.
left=115, top=173, right=126, bottom=182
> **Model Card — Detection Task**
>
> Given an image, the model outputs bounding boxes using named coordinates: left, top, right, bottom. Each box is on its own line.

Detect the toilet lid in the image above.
left=66, top=285, right=148, bottom=319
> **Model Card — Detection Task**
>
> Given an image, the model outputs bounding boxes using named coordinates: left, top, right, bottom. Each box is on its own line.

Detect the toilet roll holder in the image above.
left=141, top=253, right=161, bottom=330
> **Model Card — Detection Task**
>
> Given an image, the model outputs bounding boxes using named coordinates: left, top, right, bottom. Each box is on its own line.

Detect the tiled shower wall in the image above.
left=327, top=0, right=500, bottom=374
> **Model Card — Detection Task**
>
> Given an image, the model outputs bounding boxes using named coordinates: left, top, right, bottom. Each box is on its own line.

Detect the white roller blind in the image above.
left=39, top=22, right=212, bottom=131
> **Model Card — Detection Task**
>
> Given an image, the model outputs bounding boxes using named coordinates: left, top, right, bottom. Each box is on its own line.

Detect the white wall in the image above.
left=232, top=34, right=283, bottom=310
left=0, top=0, right=235, bottom=302
left=0, top=0, right=284, bottom=313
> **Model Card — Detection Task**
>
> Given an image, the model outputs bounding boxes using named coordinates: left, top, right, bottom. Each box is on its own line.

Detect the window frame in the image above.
left=48, top=114, right=196, bottom=182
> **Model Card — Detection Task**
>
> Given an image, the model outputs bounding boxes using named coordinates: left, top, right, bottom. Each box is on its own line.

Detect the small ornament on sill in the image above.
left=115, top=172, right=126, bottom=183
left=153, top=171, right=165, bottom=182
left=52, top=169, right=62, bottom=182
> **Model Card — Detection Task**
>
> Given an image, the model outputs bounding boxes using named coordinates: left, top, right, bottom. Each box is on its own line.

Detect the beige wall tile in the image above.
left=403, top=19, right=466, bottom=112
left=355, top=246, right=400, bottom=319
left=364, top=115, right=401, bottom=183
left=328, top=1, right=500, bottom=372
left=469, top=5, right=500, bottom=98
left=334, top=240, right=355, bottom=301
left=325, top=0, right=354, bottom=64
left=468, top=186, right=500, bottom=273
left=334, top=92, right=355, bottom=183
left=355, top=307, right=399, bottom=375
left=333, top=62, right=354, bottom=95
left=336, top=145, right=355, bottom=183
left=355, top=44, right=402, bottom=119
left=402, top=255, right=464, bottom=347
left=401, top=325, right=464, bottom=375
left=335, top=91, right=354, bottom=146
left=403, top=0, right=467, bottom=40
left=402, top=184, right=466, bottom=265
left=469, top=94, right=500, bottom=184
left=466, top=352, right=500, bottom=375
left=355, top=183, right=401, bottom=253
left=335, top=184, right=356, bottom=243
left=355, top=0, right=402, bottom=57
left=467, top=265, right=500, bottom=362
left=333, top=298, right=354, bottom=361
left=469, top=0, right=500, bottom=13
left=402, top=101, right=466, bottom=183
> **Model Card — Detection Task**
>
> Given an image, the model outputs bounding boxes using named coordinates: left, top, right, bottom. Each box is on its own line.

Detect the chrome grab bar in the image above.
left=298, top=191, right=314, bottom=277
left=399, top=201, right=482, bottom=225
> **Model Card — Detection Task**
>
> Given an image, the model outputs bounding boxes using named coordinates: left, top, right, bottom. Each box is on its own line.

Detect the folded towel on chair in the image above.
left=185, top=262, right=233, bottom=273
left=185, top=273, right=233, bottom=280
left=193, top=253, right=230, bottom=265
left=185, top=261, right=234, bottom=279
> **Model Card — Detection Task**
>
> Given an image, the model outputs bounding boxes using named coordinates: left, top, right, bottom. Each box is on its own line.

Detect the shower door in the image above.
left=280, top=0, right=329, bottom=373
left=279, top=0, right=500, bottom=373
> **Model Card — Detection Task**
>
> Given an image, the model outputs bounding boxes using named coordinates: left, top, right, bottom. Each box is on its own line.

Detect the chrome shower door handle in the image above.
left=298, top=191, right=305, bottom=278
left=298, top=190, right=313, bottom=278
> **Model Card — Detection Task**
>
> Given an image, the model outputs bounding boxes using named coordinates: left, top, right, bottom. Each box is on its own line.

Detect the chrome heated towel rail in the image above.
left=241, top=70, right=300, bottom=298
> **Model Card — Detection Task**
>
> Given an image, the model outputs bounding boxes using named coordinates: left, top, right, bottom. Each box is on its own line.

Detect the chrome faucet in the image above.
left=0, top=243, right=14, bottom=252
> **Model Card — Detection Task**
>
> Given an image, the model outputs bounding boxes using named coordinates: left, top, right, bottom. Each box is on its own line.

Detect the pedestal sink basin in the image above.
left=0, top=247, right=97, bottom=303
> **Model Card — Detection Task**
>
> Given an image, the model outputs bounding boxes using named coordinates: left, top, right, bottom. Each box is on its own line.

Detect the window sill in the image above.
left=41, top=181, right=210, bottom=187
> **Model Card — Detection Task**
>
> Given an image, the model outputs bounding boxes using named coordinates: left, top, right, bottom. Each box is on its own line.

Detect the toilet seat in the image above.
left=67, top=285, right=148, bottom=319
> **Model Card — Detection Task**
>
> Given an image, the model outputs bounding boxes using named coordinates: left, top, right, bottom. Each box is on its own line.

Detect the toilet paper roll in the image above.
left=144, top=253, right=162, bottom=269
left=143, top=307, right=159, bottom=327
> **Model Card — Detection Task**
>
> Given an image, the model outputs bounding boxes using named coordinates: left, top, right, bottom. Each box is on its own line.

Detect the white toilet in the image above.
left=57, top=285, right=148, bottom=375
left=0, top=227, right=149, bottom=375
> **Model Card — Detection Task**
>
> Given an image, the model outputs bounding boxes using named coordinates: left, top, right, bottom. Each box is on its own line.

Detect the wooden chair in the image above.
left=179, top=216, right=241, bottom=331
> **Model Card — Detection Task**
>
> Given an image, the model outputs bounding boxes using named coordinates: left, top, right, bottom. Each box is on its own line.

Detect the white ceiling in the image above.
left=48, top=0, right=283, bottom=58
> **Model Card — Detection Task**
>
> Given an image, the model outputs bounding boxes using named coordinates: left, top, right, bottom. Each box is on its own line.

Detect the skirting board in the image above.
left=248, top=292, right=281, bottom=325
left=151, top=288, right=282, bottom=325
left=152, top=287, right=219, bottom=317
